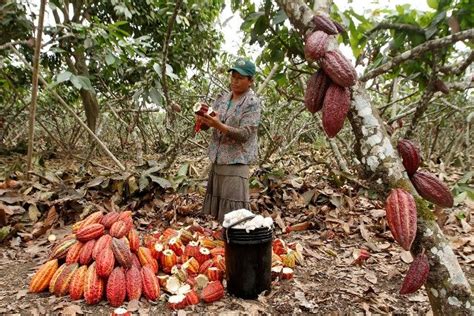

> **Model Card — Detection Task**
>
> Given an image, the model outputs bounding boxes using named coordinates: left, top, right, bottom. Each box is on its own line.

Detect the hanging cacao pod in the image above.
left=385, top=188, right=417, bottom=251
left=397, top=139, right=421, bottom=176
left=410, top=171, right=454, bottom=208
left=304, top=70, right=331, bottom=113
left=322, top=83, right=351, bottom=138
left=399, top=252, right=430, bottom=294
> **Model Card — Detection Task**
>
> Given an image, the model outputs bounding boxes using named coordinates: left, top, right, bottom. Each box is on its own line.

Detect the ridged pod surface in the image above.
left=128, top=229, right=140, bottom=253
left=397, top=139, right=421, bottom=176
left=76, top=223, right=104, bottom=242
left=385, top=188, right=417, bottom=251
left=141, top=265, right=160, bottom=301
left=320, top=50, right=357, bottom=87
left=110, top=220, right=131, bottom=238
left=312, top=14, right=338, bottom=35
left=96, top=247, right=115, bottom=278
left=53, top=263, right=79, bottom=296
left=112, top=237, right=132, bottom=268
left=79, top=239, right=96, bottom=265
left=49, top=238, right=77, bottom=260
left=49, top=263, right=67, bottom=293
left=322, top=83, right=351, bottom=138
left=201, top=281, right=225, bottom=303
left=69, top=265, right=87, bottom=300
left=304, top=31, right=329, bottom=61
left=65, top=241, right=84, bottom=264
left=29, top=259, right=58, bottom=293
left=106, top=267, right=127, bottom=307
left=126, top=265, right=142, bottom=301
left=84, top=262, right=104, bottom=305
left=411, top=171, right=454, bottom=208
left=304, top=70, right=331, bottom=113
left=92, top=234, right=112, bottom=260
left=138, top=247, right=158, bottom=274
left=399, top=253, right=430, bottom=294
left=100, top=211, right=120, bottom=229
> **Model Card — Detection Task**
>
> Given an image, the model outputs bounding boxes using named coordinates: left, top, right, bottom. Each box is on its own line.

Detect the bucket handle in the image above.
left=225, top=215, right=256, bottom=243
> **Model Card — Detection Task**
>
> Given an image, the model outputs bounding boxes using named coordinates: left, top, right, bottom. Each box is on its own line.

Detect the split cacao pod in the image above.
left=397, top=139, right=421, bottom=176
left=84, top=262, right=104, bottom=305
left=304, top=70, right=331, bottom=113
left=141, top=265, right=160, bottom=301
left=29, top=259, right=59, bottom=293
left=320, top=50, right=357, bottom=87
left=76, top=223, right=104, bottom=242
left=112, top=237, right=132, bottom=268
left=399, top=252, right=430, bottom=294
left=385, top=188, right=417, bottom=251
left=312, top=14, right=338, bottom=35
left=107, top=267, right=127, bottom=307
left=69, top=265, right=88, bottom=300
left=304, top=31, right=329, bottom=61
left=126, top=265, right=142, bottom=301
left=411, top=171, right=454, bottom=208
left=322, top=83, right=351, bottom=138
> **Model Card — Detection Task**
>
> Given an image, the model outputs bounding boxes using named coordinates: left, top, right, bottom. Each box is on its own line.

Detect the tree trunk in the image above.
left=276, top=0, right=474, bottom=314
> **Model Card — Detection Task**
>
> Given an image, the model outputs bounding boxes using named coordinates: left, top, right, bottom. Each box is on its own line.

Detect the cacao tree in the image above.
left=270, top=0, right=473, bottom=314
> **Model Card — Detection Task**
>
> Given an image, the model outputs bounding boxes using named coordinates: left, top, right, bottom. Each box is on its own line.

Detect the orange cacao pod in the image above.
left=107, top=267, right=127, bottom=307
left=168, top=237, right=184, bottom=256
left=397, top=139, right=421, bottom=176
left=50, top=238, right=77, bottom=260
left=69, top=265, right=87, bottom=300
left=304, top=31, right=329, bottom=61
left=53, top=263, right=78, bottom=296
left=385, top=188, right=417, bottom=251
left=76, top=223, right=104, bottom=242
left=96, top=247, right=115, bottom=278
left=49, top=263, right=67, bottom=293
left=185, top=290, right=200, bottom=305
left=100, top=211, right=121, bottom=229
left=110, top=220, right=131, bottom=238
left=29, top=259, right=58, bottom=293
left=312, top=14, right=338, bottom=35
left=304, top=70, right=331, bottom=114
left=138, top=246, right=158, bottom=274
left=65, top=241, right=84, bottom=264
left=128, top=229, right=140, bottom=253
left=112, top=237, right=132, bottom=268
left=201, top=281, right=224, bottom=303
left=410, top=171, right=453, bottom=208
left=126, top=265, right=142, bottom=301
left=78, top=239, right=96, bottom=266
left=322, top=83, right=351, bottom=138
left=399, top=252, right=430, bottom=294
left=160, top=249, right=178, bottom=274
left=141, top=265, right=160, bottom=301
left=92, top=234, right=112, bottom=260
left=320, top=50, right=357, bottom=87
left=84, top=262, right=104, bottom=305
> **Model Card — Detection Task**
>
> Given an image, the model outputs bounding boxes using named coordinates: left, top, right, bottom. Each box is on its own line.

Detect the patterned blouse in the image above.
left=208, top=90, right=261, bottom=165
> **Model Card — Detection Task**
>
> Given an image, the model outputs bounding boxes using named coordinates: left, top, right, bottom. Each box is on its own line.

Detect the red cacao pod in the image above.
left=397, top=139, right=421, bottom=176
left=312, top=14, right=338, bottom=35
left=100, top=211, right=120, bottom=229
left=322, top=83, right=351, bottom=138
left=78, top=239, right=96, bottom=266
left=110, top=220, right=131, bottom=238
left=304, top=70, right=331, bottom=113
left=65, top=241, right=84, bottom=264
left=385, top=188, right=417, bottom=251
left=92, top=234, right=112, bottom=260
left=126, top=265, right=142, bottom=301
left=411, top=171, right=453, bottom=208
left=141, top=265, right=160, bottom=301
left=201, top=281, right=224, bottom=303
left=96, top=247, right=115, bottom=278
left=320, top=50, right=357, bottom=87
left=69, top=265, right=87, bottom=300
left=112, top=237, right=132, bottom=268
left=84, top=262, right=104, bottom=305
left=107, top=267, right=127, bottom=307
left=76, top=223, right=104, bottom=242
left=304, top=31, right=329, bottom=61
left=399, top=252, right=430, bottom=294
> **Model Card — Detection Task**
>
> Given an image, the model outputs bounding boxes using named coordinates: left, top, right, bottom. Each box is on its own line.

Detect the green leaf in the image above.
left=149, top=175, right=172, bottom=189
left=56, top=71, right=72, bottom=83
left=165, top=64, right=178, bottom=80
left=427, top=0, right=439, bottom=9
left=272, top=10, right=287, bottom=25
left=105, top=53, right=116, bottom=65
left=70, top=75, right=82, bottom=89
left=84, top=38, right=94, bottom=49
left=76, top=75, right=94, bottom=92
left=149, top=87, right=162, bottom=105
left=153, top=63, right=162, bottom=76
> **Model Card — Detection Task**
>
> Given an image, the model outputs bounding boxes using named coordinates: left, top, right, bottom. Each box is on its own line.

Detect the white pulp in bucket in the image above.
left=223, top=209, right=273, bottom=232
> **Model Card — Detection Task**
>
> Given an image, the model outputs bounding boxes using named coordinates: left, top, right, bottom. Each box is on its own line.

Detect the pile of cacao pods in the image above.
left=385, top=139, right=454, bottom=295
left=303, top=14, right=357, bottom=138
left=28, top=210, right=304, bottom=310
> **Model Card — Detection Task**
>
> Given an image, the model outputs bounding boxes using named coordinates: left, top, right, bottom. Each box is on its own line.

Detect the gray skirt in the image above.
left=202, top=164, right=250, bottom=223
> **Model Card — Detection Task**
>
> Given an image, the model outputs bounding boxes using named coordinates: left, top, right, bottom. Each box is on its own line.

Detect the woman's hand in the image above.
left=200, top=112, right=228, bottom=133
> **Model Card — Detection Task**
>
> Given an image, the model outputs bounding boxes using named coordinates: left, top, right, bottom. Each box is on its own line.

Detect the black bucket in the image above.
left=224, top=224, right=273, bottom=299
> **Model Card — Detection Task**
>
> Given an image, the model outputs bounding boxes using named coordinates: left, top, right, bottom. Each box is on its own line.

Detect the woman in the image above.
left=197, top=58, right=261, bottom=223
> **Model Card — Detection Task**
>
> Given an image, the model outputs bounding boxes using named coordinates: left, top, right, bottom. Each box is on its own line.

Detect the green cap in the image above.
left=228, top=58, right=256, bottom=77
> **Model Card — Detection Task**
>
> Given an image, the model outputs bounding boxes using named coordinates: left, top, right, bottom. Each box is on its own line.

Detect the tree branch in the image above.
left=360, top=29, right=474, bottom=82
left=366, top=22, right=425, bottom=37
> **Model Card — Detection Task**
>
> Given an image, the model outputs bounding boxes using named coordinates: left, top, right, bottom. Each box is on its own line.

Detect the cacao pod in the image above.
left=49, top=238, right=77, bottom=260
left=84, top=262, right=104, bottom=305
left=110, top=220, right=131, bottom=238
left=399, top=252, right=430, bottom=294
left=126, top=265, right=142, bottom=301
left=397, top=139, right=421, bottom=176
left=78, top=239, right=96, bottom=265
left=92, top=234, right=112, bottom=260
left=49, top=263, right=67, bottom=293
left=107, top=267, right=127, bottom=307
left=201, top=281, right=224, bottom=303
left=100, top=211, right=121, bottom=229
left=304, top=70, right=331, bottom=113
left=312, top=14, right=338, bottom=35
left=138, top=246, right=158, bottom=274
left=96, top=247, right=115, bottom=278
left=304, top=31, right=329, bottom=61
left=433, top=79, right=449, bottom=95
left=112, top=237, right=132, bottom=268
left=333, top=20, right=346, bottom=33
left=322, top=83, right=351, bottom=138
left=385, top=188, right=417, bottom=251
left=76, top=223, right=104, bottom=242
left=320, top=50, right=357, bottom=87
left=141, top=265, right=160, bottom=301
left=128, top=229, right=140, bottom=253
left=69, top=265, right=87, bottom=300
left=65, top=241, right=84, bottom=264
left=411, top=171, right=454, bottom=208
left=29, top=259, right=58, bottom=293
left=53, top=263, right=78, bottom=296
